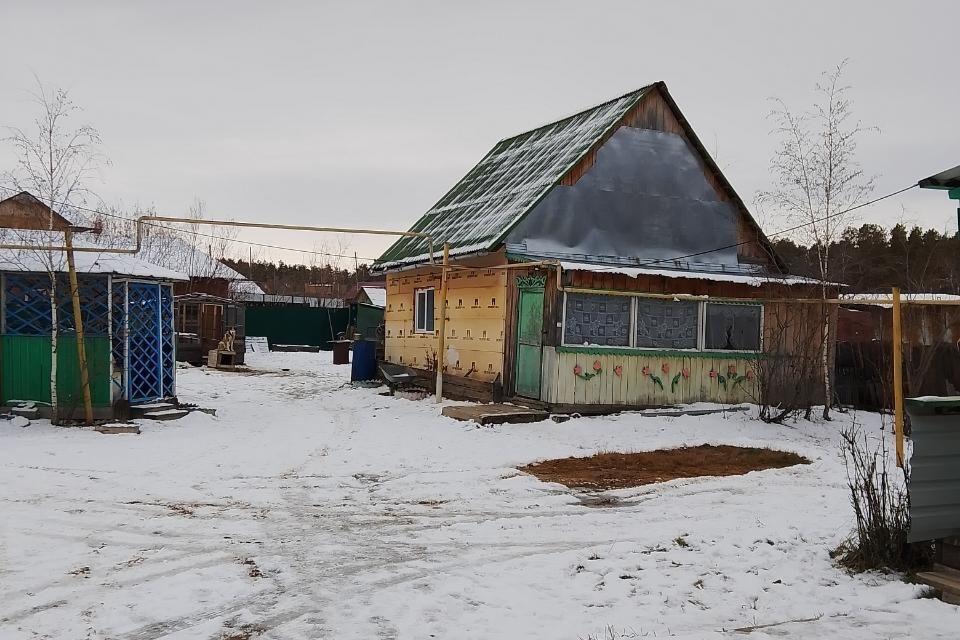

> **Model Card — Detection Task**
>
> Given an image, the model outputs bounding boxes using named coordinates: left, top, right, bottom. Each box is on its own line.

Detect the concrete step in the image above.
left=442, top=404, right=549, bottom=426
left=95, top=423, right=141, bottom=435
left=131, top=402, right=176, bottom=412
left=10, top=406, right=39, bottom=419
left=141, top=408, right=190, bottom=421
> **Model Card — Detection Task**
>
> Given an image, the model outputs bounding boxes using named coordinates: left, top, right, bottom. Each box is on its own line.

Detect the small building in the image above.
left=375, top=82, right=831, bottom=408
left=0, top=191, right=187, bottom=419
left=837, top=294, right=960, bottom=408
left=175, top=293, right=246, bottom=365
left=0, top=250, right=187, bottom=419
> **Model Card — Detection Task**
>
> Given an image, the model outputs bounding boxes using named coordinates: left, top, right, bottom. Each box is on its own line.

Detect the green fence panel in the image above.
left=244, top=305, right=351, bottom=349
left=1, top=335, right=111, bottom=407
left=1, top=335, right=50, bottom=404
left=57, top=336, right=111, bottom=408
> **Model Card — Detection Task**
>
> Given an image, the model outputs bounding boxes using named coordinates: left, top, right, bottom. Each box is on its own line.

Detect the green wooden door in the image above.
left=515, top=287, right=544, bottom=398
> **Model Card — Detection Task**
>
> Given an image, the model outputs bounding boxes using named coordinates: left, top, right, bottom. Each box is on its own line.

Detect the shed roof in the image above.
left=919, top=165, right=960, bottom=190
left=377, top=85, right=654, bottom=267
left=0, top=249, right=188, bottom=281
left=362, top=286, right=386, bottom=307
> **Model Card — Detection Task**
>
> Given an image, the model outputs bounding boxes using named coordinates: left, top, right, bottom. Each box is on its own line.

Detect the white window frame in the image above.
left=560, top=292, right=763, bottom=353
left=414, top=287, right=435, bottom=334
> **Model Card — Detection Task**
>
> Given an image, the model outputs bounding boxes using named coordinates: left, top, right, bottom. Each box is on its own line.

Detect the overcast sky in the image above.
left=1, top=1, right=957, bottom=265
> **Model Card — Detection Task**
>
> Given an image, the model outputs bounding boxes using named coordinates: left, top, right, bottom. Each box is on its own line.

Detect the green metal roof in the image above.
left=376, top=85, right=654, bottom=267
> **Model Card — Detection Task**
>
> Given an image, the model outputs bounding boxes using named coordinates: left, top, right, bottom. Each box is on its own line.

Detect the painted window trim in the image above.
left=561, top=292, right=764, bottom=353
left=414, top=287, right=435, bottom=333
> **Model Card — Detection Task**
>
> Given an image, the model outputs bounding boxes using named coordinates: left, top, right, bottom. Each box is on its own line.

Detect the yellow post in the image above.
left=64, top=228, right=94, bottom=425
left=435, top=243, right=449, bottom=403
left=892, top=286, right=905, bottom=467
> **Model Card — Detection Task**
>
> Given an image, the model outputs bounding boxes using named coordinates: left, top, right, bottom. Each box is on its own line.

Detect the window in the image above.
left=563, top=293, right=631, bottom=346
left=561, top=294, right=762, bottom=352
left=635, top=299, right=699, bottom=349
left=704, top=303, right=762, bottom=351
left=415, top=288, right=435, bottom=333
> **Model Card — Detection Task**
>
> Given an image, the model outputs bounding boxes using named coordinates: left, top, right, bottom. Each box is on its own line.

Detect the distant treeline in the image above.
left=773, top=223, right=960, bottom=293
left=223, top=258, right=375, bottom=296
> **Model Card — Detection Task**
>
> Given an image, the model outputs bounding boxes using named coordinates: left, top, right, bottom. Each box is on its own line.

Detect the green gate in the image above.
left=515, top=281, right=545, bottom=398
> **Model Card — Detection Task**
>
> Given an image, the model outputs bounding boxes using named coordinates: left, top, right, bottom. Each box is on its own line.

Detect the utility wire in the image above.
left=0, top=182, right=918, bottom=269
left=0, top=184, right=380, bottom=263
left=634, top=183, right=919, bottom=268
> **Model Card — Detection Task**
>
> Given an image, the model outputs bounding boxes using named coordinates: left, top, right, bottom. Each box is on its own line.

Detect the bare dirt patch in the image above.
left=519, top=445, right=810, bottom=490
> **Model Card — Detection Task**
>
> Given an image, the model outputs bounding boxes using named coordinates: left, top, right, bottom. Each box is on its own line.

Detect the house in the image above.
left=0, top=193, right=187, bottom=418
left=375, top=82, right=833, bottom=408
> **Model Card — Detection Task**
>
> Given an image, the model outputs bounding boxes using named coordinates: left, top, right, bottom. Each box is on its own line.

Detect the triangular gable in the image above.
left=0, top=191, right=73, bottom=231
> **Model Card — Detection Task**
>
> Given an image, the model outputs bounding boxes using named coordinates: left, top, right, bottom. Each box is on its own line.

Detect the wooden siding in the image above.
left=541, top=347, right=760, bottom=407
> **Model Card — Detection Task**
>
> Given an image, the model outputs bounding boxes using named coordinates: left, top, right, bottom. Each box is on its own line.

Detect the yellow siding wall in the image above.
left=384, top=268, right=508, bottom=382
left=541, top=347, right=760, bottom=406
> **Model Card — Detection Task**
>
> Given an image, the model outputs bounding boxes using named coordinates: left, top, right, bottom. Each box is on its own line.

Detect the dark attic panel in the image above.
left=505, top=126, right=740, bottom=267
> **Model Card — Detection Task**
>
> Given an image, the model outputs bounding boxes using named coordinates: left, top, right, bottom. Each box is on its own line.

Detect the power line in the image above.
left=635, top=184, right=919, bottom=268
left=0, top=184, right=381, bottom=263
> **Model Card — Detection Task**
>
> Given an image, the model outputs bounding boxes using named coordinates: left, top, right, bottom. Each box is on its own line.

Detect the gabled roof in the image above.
left=376, top=82, right=783, bottom=272
left=376, top=85, right=655, bottom=267
left=0, top=191, right=73, bottom=231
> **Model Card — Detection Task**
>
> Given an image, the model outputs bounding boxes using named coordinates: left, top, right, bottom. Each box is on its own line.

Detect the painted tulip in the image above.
left=661, top=362, right=670, bottom=374
left=709, top=369, right=717, bottom=378
left=614, top=365, right=623, bottom=377
left=746, top=369, right=754, bottom=381
left=593, top=360, right=602, bottom=372
left=642, top=366, right=651, bottom=376
left=574, top=364, right=583, bottom=376
left=682, top=368, right=690, bottom=379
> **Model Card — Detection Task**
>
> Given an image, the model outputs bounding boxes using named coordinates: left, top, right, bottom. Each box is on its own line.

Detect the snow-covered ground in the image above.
left=1, top=352, right=956, bottom=639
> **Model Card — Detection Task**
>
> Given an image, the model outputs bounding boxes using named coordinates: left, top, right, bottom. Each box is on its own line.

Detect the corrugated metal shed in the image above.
left=906, top=397, right=960, bottom=542
left=376, top=86, right=653, bottom=267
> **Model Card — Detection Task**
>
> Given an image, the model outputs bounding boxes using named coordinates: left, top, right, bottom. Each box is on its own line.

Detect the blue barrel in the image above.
left=351, top=339, right=377, bottom=381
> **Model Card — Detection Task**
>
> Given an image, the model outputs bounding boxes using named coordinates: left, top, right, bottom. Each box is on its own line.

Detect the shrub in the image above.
left=833, top=423, right=932, bottom=572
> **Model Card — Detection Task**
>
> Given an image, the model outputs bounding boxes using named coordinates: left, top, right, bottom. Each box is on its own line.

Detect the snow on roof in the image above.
left=560, top=261, right=822, bottom=287
left=376, top=86, right=654, bottom=268
left=842, top=292, right=960, bottom=308
left=231, top=278, right=266, bottom=296
left=0, top=249, right=188, bottom=280
left=362, top=286, right=386, bottom=307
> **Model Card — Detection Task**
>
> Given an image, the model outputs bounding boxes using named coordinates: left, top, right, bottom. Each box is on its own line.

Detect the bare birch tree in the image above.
left=93, top=197, right=239, bottom=288
left=758, top=60, right=877, bottom=419
left=2, top=81, right=107, bottom=423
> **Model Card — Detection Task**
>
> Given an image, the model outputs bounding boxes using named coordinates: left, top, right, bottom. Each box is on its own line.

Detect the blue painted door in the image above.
left=126, top=283, right=175, bottom=403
